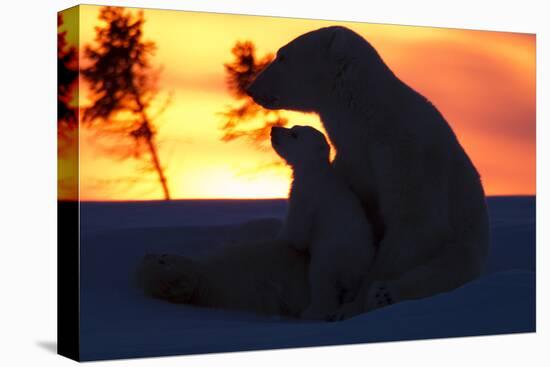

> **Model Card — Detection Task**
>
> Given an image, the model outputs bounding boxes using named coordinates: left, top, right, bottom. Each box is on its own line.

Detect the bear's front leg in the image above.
left=301, top=264, right=341, bottom=320
left=278, top=223, right=310, bottom=252
left=327, top=279, right=399, bottom=321
left=278, top=199, right=314, bottom=252
left=363, top=280, right=399, bottom=311
left=368, top=137, right=452, bottom=278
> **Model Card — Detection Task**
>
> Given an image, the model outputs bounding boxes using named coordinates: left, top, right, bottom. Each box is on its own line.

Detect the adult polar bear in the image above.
left=246, top=26, right=490, bottom=317
left=138, top=26, right=490, bottom=320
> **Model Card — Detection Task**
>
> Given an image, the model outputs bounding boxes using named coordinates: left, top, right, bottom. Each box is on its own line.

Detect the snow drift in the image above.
left=76, top=196, right=535, bottom=361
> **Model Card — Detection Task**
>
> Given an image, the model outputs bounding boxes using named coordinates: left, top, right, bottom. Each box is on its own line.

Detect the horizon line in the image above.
left=60, top=194, right=536, bottom=203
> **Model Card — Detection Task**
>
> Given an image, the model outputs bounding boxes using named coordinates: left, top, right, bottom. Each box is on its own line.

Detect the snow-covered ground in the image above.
left=78, top=197, right=535, bottom=361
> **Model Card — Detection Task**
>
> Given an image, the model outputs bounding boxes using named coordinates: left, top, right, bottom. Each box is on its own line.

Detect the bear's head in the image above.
left=136, top=253, right=201, bottom=304
left=247, top=26, right=385, bottom=113
left=271, top=125, right=330, bottom=169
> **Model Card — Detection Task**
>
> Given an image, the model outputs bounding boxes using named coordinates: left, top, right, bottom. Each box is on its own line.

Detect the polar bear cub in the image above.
left=271, top=125, right=376, bottom=320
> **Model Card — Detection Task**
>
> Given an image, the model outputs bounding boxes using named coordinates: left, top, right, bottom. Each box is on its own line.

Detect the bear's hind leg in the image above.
left=137, top=254, right=201, bottom=304
left=329, top=241, right=485, bottom=320
left=378, top=241, right=485, bottom=304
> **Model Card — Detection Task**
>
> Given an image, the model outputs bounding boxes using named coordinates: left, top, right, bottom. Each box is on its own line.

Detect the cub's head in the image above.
left=136, top=254, right=200, bottom=304
left=247, top=26, right=380, bottom=113
left=271, top=125, right=330, bottom=169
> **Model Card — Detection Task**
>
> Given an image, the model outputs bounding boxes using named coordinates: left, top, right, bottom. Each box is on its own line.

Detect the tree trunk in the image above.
left=135, top=101, right=171, bottom=201
left=145, top=134, right=170, bottom=200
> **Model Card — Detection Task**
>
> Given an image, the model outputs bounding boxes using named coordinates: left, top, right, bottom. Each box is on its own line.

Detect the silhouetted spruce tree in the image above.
left=221, top=41, right=288, bottom=148
left=57, top=14, right=78, bottom=142
left=82, top=6, right=170, bottom=200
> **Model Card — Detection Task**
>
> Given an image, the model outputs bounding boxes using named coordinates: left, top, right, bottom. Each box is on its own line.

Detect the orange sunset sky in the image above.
left=59, top=5, right=536, bottom=201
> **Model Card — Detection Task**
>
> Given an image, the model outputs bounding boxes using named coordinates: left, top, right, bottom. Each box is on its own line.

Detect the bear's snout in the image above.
left=254, top=93, right=279, bottom=108
left=244, top=83, right=254, bottom=97
left=245, top=81, right=259, bottom=99
left=246, top=80, right=279, bottom=108
left=270, top=126, right=285, bottom=146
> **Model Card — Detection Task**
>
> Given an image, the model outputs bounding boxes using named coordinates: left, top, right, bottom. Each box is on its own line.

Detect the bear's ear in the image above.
left=324, top=27, right=342, bottom=51
left=323, top=26, right=351, bottom=78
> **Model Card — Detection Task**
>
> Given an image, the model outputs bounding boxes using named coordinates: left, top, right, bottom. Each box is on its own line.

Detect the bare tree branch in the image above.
left=82, top=6, right=171, bottom=200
